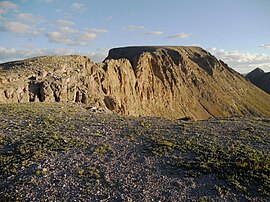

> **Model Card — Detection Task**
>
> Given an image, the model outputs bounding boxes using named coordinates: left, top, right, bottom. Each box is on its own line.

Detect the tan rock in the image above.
left=0, top=47, right=270, bottom=120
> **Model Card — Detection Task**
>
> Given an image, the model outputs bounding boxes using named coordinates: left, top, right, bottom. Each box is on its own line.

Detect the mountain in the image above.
left=1, top=46, right=270, bottom=120
left=246, top=68, right=270, bottom=94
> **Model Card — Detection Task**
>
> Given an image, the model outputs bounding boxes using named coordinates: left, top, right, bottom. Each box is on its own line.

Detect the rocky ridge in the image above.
left=1, top=46, right=270, bottom=120
left=246, top=68, right=270, bottom=94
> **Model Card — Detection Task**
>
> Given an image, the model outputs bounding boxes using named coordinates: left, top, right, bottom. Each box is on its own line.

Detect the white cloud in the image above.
left=60, top=26, right=78, bottom=34
left=0, top=21, right=44, bottom=36
left=16, top=13, right=34, bottom=21
left=2, top=21, right=31, bottom=33
left=79, top=31, right=97, bottom=41
left=260, top=44, right=270, bottom=49
left=0, top=46, right=16, bottom=55
left=55, top=19, right=74, bottom=26
left=27, top=28, right=45, bottom=37
left=0, top=46, right=108, bottom=63
left=208, top=48, right=270, bottom=73
left=125, top=25, right=144, bottom=31
left=45, top=26, right=109, bottom=46
left=15, top=12, right=45, bottom=24
left=71, top=2, right=85, bottom=12
left=86, top=28, right=109, bottom=33
left=207, top=47, right=216, bottom=52
left=45, top=32, right=73, bottom=45
left=167, top=32, right=191, bottom=39
left=145, top=31, right=163, bottom=35
left=0, top=1, right=18, bottom=14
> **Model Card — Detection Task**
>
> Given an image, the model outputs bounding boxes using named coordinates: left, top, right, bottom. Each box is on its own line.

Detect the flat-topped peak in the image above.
left=109, top=45, right=203, bottom=51
left=104, top=46, right=206, bottom=62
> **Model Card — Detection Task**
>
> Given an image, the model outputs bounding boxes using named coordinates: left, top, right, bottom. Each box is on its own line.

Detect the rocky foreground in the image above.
left=0, top=103, right=270, bottom=201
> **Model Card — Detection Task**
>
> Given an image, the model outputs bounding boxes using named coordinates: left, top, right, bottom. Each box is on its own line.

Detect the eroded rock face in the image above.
left=1, top=47, right=270, bottom=120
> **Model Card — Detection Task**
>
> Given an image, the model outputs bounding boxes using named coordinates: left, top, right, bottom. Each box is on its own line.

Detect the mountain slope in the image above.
left=246, top=68, right=270, bottom=94
left=0, top=46, right=270, bottom=120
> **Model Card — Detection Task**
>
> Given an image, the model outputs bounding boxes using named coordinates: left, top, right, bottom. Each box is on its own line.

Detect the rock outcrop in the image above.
left=1, top=46, right=270, bottom=120
left=246, top=68, right=270, bottom=94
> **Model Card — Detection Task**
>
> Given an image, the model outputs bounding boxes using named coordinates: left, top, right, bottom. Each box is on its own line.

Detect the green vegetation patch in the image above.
left=0, top=133, right=81, bottom=177
left=145, top=119, right=270, bottom=196
left=77, top=166, right=101, bottom=180
left=149, top=138, right=175, bottom=155
left=94, top=143, right=114, bottom=157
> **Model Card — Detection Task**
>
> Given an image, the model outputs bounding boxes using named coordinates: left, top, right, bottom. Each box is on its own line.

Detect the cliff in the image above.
left=1, top=46, right=270, bottom=120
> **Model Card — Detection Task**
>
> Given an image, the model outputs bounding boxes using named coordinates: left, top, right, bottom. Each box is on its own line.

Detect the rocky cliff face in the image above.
left=246, top=68, right=270, bottom=94
left=1, top=46, right=270, bottom=120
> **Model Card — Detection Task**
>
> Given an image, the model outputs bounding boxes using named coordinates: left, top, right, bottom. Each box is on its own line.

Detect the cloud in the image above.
left=208, top=48, right=270, bottom=73
left=0, top=46, right=108, bottom=63
left=45, top=31, right=93, bottom=46
left=26, top=28, right=45, bottom=37
left=45, top=27, right=108, bottom=46
left=71, top=2, right=85, bottom=12
left=79, top=31, right=97, bottom=41
left=15, top=12, right=45, bottom=24
left=167, top=32, right=191, bottom=39
left=207, top=47, right=217, bottom=52
left=1, top=21, right=31, bottom=33
left=55, top=19, right=75, bottom=26
left=259, top=44, right=270, bottom=49
left=0, top=46, right=16, bottom=55
left=0, top=21, right=44, bottom=36
left=0, top=1, right=18, bottom=14
left=45, top=32, right=73, bottom=45
left=125, top=25, right=144, bottom=31
left=59, top=26, right=78, bottom=34
left=85, top=28, right=109, bottom=33
left=15, top=13, right=34, bottom=21
left=144, top=31, right=163, bottom=35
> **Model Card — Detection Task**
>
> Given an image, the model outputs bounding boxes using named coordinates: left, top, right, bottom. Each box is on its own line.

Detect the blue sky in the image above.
left=0, top=0, right=269, bottom=73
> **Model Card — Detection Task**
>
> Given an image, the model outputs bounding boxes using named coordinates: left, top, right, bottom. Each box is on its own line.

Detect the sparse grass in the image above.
left=214, top=185, right=228, bottom=197
left=78, top=166, right=101, bottom=180
left=197, top=196, right=208, bottom=202
left=0, top=103, right=270, bottom=200
left=94, top=143, right=113, bottom=157
left=145, top=118, right=270, bottom=196
left=149, top=139, right=175, bottom=155
left=0, top=133, right=81, bottom=177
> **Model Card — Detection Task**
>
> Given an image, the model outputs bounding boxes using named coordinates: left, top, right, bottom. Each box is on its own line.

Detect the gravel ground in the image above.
left=0, top=103, right=269, bottom=201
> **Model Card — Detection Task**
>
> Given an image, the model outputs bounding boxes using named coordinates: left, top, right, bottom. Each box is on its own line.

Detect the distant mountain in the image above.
left=1, top=46, right=270, bottom=120
left=246, top=68, right=270, bottom=94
